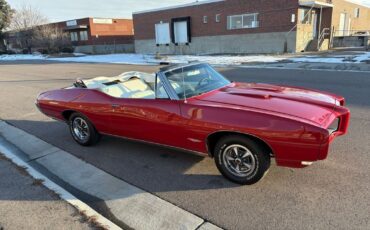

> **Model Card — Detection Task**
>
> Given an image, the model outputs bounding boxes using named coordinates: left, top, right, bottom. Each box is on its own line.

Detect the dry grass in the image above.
left=31, top=178, right=44, bottom=186
left=74, top=210, right=109, bottom=230
left=0, top=153, right=29, bottom=176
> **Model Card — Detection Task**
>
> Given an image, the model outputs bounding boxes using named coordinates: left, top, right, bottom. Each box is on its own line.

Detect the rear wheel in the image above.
left=214, top=135, right=271, bottom=185
left=69, top=113, right=100, bottom=146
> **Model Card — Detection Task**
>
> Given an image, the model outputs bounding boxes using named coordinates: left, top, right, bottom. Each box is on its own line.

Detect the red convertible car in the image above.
left=36, top=63, right=350, bottom=184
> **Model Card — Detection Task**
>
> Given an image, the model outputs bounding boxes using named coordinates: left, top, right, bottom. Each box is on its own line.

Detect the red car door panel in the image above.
left=109, top=98, right=185, bottom=146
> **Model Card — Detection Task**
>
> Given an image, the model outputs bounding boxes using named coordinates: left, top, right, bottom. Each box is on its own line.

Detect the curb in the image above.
left=0, top=121, right=222, bottom=230
left=0, top=136, right=121, bottom=230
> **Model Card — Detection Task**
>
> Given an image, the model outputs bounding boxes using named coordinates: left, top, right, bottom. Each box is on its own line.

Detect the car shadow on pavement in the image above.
left=6, top=119, right=241, bottom=193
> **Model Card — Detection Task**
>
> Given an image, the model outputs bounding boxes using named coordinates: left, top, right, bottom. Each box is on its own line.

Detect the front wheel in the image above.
left=69, top=113, right=100, bottom=146
left=214, top=135, right=271, bottom=185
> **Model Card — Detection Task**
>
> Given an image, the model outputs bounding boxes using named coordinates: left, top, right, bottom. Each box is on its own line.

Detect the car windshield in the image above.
left=164, top=63, right=231, bottom=99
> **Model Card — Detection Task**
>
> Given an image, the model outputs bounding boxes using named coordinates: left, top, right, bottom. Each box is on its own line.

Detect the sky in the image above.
left=6, top=0, right=370, bottom=23
left=6, top=0, right=195, bottom=22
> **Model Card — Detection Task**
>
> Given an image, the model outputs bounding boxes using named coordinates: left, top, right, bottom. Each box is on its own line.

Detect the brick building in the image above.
left=133, top=0, right=370, bottom=54
left=59, top=17, right=134, bottom=54
left=6, top=17, right=134, bottom=54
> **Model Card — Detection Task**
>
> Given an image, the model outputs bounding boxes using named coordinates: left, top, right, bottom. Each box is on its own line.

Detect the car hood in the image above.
left=196, top=82, right=339, bottom=126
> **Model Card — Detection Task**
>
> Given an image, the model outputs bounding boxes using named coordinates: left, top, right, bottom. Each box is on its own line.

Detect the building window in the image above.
left=80, top=31, right=88, bottom=41
left=215, top=14, right=221, bottom=23
left=227, top=13, right=259, bottom=30
left=70, top=32, right=78, bottom=41
left=354, top=8, right=360, bottom=18
left=203, top=16, right=208, bottom=24
left=299, top=9, right=312, bottom=24
left=155, top=23, right=171, bottom=45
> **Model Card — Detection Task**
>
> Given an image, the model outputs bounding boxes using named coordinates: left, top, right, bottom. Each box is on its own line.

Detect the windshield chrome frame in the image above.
left=158, top=62, right=227, bottom=101
left=156, top=71, right=180, bottom=100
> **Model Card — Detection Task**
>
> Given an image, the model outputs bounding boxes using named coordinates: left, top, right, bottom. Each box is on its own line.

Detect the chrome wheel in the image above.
left=223, top=144, right=256, bottom=177
left=72, top=117, right=90, bottom=142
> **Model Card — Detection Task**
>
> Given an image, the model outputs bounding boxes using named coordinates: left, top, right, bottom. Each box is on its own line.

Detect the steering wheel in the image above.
left=196, top=77, right=211, bottom=89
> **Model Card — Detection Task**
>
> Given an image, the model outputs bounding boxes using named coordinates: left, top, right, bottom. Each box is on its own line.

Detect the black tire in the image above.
left=68, top=113, right=100, bottom=146
left=214, top=135, right=271, bottom=185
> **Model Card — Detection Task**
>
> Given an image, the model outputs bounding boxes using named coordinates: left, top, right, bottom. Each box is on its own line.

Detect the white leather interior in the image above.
left=81, top=72, right=162, bottom=99
left=87, top=78, right=155, bottom=99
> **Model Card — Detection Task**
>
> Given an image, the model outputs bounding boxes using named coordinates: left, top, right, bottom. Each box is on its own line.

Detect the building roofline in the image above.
left=345, top=0, right=370, bottom=9
left=50, top=17, right=132, bottom=24
left=133, top=0, right=225, bottom=15
left=299, top=1, right=334, bottom=8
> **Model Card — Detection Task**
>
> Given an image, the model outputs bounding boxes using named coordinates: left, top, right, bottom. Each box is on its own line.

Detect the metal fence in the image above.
left=333, top=30, right=370, bottom=37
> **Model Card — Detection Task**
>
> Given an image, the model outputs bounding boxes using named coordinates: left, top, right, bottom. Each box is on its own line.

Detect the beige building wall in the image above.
left=296, top=8, right=319, bottom=52
left=331, top=0, right=370, bottom=33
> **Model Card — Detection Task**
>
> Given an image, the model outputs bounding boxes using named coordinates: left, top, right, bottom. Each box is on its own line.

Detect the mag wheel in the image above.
left=69, top=113, right=100, bottom=146
left=214, top=135, right=270, bottom=185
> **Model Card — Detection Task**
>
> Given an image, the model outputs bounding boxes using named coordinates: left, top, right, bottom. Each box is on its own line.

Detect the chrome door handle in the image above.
left=112, top=104, right=120, bottom=108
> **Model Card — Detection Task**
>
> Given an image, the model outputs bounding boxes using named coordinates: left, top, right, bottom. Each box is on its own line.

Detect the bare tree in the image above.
left=0, top=0, right=14, bottom=52
left=34, top=24, right=71, bottom=54
left=9, top=5, right=48, bottom=53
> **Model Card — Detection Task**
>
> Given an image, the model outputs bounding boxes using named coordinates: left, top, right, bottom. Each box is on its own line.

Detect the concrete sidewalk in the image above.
left=0, top=121, right=221, bottom=230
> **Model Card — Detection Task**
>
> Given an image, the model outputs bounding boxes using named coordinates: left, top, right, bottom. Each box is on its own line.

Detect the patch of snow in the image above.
left=46, top=53, right=283, bottom=66
left=48, top=53, right=156, bottom=65
left=0, top=54, right=46, bottom=61
left=290, top=57, right=347, bottom=63
left=290, top=52, right=370, bottom=64
left=353, top=52, right=370, bottom=62
left=72, top=53, right=86, bottom=56
left=1, top=52, right=369, bottom=65
left=158, top=55, right=284, bottom=65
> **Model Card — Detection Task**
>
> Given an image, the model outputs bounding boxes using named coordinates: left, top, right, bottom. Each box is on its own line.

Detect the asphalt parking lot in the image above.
left=0, top=61, right=369, bottom=230
left=0, top=154, right=94, bottom=230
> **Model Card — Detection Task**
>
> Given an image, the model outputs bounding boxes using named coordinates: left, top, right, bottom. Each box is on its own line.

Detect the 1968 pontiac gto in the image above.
left=36, top=62, right=350, bottom=184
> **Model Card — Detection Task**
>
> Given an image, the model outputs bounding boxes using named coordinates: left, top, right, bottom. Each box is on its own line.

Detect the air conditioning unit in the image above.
left=252, top=21, right=259, bottom=28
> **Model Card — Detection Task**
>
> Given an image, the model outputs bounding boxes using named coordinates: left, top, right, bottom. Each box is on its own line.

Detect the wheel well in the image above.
left=206, top=131, right=274, bottom=158
left=61, top=110, right=76, bottom=122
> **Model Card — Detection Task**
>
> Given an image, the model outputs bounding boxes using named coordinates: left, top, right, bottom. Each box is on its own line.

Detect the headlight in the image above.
left=328, top=118, right=340, bottom=134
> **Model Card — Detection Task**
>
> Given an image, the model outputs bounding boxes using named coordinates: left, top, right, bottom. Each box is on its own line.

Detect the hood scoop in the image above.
left=222, top=88, right=271, bottom=99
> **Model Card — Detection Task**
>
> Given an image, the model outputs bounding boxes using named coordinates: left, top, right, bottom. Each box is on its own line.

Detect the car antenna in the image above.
left=182, top=66, right=187, bottom=103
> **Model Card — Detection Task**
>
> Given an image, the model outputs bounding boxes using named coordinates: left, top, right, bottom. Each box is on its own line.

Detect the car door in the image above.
left=109, top=76, right=184, bottom=146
